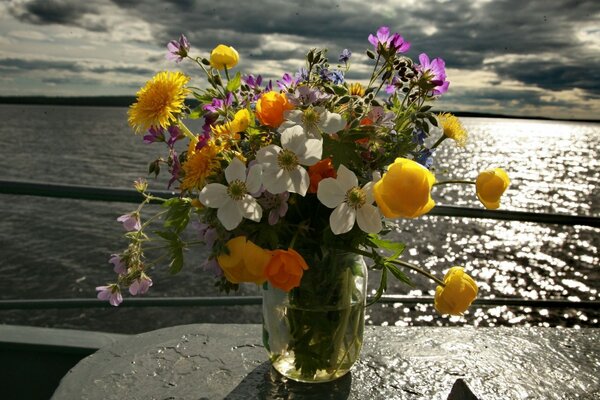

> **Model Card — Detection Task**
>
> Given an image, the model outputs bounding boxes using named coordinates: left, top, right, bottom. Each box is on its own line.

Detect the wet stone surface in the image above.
left=52, top=324, right=600, bottom=399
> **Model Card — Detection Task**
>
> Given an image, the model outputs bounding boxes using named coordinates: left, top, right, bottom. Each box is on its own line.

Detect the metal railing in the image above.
left=1, top=179, right=599, bottom=311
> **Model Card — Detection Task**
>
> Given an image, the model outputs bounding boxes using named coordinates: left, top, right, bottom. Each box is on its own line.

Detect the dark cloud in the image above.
left=0, top=57, right=153, bottom=76
left=8, top=0, right=108, bottom=31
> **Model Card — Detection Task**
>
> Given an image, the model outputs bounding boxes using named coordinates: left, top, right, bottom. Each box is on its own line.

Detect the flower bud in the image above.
left=476, top=168, right=510, bottom=209
left=256, top=91, right=293, bottom=128
left=210, top=44, right=239, bottom=70
left=265, top=249, right=309, bottom=292
left=217, top=236, right=271, bottom=284
left=434, top=267, right=478, bottom=315
left=373, top=157, right=435, bottom=218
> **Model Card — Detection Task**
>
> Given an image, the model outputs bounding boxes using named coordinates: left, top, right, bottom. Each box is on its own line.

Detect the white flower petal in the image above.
left=362, top=181, right=375, bottom=204
left=330, top=203, right=355, bottom=235
left=356, top=203, right=383, bottom=234
left=282, top=110, right=303, bottom=126
left=280, top=125, right=306, bottom=151
left=225, top=157, right=246, bottom=184
left=245, top=164, right=263, bottom=194
left=278, top=119, right=297, bottom=132
left=240, top=196, right=262, bottom=222
left=288, top=166, right=309, bottom=196
left=297, top=137, right=323, bottom=166
left=336, top=165, right=358, bottom=191
left=256, top=145, right=281, bottom=166
left=263, top=167, right=290, bottom=194
left=198, top=184, right=229, bottom=208
left=321, top=111, right=346, bottom=134
left=217, top=199, right=243, bottom=231
left=317, top=177, right=345, bottom=208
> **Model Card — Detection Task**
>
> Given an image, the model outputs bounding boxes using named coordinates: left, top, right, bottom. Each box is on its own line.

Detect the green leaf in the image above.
left=162, top=198, right=191, bottom=233
left=367, top=234, right=406, bottom=259
left=322, top=134, right=362, bottom=169
left=367, top=266, right=387, bottom=306
left=169, top=245, right=184, bottom=274
left=188, top=106, right=204, bottom=120
left=226, top=72, right=242, bottom=92
left=386, top=262, right=413, bottom=287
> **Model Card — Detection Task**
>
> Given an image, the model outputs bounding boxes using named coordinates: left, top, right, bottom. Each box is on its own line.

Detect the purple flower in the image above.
left=168, top=150, right=181, bottom=189
left=202, top=258, right=223, bottom=277
left=385, top=76, right=402, bottom=94
left=195, top=222, right=218, bottom=247
left=258, top=191, right=289, bottom=225
left=368, top=26, right=410, bottom=54
left=109, top=254, right=126, bottom=275
left=243, top=74, right=263, bottom=88
left=288, top=85, right=328, bottom=107
left=412, top=128, right=427, bottom=145
left=166, top=34, right=190, bottom=63
left=203, top=93, right=233, bottom=113
left=416, top=53, right=450, bottom=95
left=339, top=48, right=352, bottom=63
left=295, top=67, right=309, bottom=83
left=166, top=125, right=183, bottom=147
left=202, top=113, right=218, bottom=136
left=330, top=70, right=345, bottom=85
left=143, top=126, right=165, bottom=144
left=117, top=213, right=141, bottom=231
left=129, top=274, right=153, bottom=296
left=276, top=73, right=296, bottom=91
left=96, top=284, right=123, bottom=307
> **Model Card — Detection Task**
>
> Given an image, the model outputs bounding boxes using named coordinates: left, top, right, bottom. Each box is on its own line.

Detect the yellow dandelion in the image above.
left=348, top=82, right=365, bottom=97
left=438, top=113, right=468, bottom=147
left=128, top=71, right=190, bottom=133
left=181, top=141, right=222, bottom=191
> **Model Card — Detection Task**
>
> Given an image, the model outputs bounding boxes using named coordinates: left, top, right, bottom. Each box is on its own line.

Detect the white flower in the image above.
left=317, top=164, right=382, bottom=235
left=256, top=125, right=322, bottom=196
left=280, top=106, right=345, bottom=139
left=198, top=158, right=263, bottom=231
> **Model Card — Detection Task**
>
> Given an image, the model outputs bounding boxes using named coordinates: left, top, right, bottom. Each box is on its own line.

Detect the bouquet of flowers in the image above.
left=97, top=26, right=510, bottom=380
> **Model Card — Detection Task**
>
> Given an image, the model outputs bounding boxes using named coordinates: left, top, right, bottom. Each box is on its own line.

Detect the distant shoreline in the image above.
left=0, top=96, right=598, bottom=123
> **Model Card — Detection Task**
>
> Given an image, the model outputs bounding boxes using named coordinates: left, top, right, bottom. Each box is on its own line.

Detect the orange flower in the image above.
left=265, top=249, right=309, bottom=292
left=256, top=91, right=293, bottom=128
left=308, top=158, right=337, bottom=193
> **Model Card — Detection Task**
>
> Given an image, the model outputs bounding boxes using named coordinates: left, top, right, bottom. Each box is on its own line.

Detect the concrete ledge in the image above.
left=51, top=324, right=600, bottom=399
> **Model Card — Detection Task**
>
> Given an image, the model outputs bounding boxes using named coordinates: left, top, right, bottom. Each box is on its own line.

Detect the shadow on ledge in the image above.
left=224, top=362, right=352, bottom=399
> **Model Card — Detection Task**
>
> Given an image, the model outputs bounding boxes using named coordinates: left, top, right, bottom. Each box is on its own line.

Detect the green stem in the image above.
left=178, top=121, right=196, bottom=141
left=431, top=135, right=447, bottom=150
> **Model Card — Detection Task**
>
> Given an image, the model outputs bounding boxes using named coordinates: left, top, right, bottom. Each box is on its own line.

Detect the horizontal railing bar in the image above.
left=0, top=296, right=598, bottom=310
left=1, top=180, right=599, bottom=227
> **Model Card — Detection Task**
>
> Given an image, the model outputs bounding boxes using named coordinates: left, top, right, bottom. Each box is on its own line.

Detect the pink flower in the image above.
left=96, top=284, right=123, bottom=306
left=117, top=213, right=141, bottom=231
left=166, top=34, right=190, bottom=63
left=129, top=274, right=153, bottom=296
left=368, top=26, right=410, bottom=54
left=416, top=53, right=450, bottom=95
left=109, top=254, right=126, bottom=275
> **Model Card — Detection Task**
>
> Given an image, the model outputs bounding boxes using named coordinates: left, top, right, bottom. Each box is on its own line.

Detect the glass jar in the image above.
left=262, top=249, right=367, bottom=382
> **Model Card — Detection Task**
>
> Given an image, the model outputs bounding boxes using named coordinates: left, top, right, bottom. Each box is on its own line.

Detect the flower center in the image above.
left=345, top=186, right=366, bottom=209
left=277, top=149, right=299, bottom=172
left=227, top=179, right=247, bottom=201
left=302, top=107, right=321, bottom=132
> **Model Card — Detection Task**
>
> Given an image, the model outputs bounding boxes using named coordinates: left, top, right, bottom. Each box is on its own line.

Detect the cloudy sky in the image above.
left=1, top=0, right=599, bottom=120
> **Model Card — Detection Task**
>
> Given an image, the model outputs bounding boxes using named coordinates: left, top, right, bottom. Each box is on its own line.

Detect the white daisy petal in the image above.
left=263, top=167, right=290, bottom=194
left=245, top=164, right=263, bottom=194
left=217, top=199, right=243, bottom=230
left=225, top=157, right=246, bottom=184
left=280, top=125, right=305, bottom=152
left=336, top=165, right=358, bottom=191
left=240, top=196, right=263, bottom=222
left=330, top=203, right=355, bottom=235
left=317, top=177, right=345, bottom=208
left=297, top=137, right=323, bottom=166
left=256, top=145, right=281, bottom=166
left=356, top=203, right=383, bottom=234
left=321, top=111, right=346, bottom=134
left=289, top=166, right=309, bottom=196
left=198, top=184, right=229, bottom=208
left=282, top=110, right=303, bottom=126
left=362, top=181, right=375, bottom=204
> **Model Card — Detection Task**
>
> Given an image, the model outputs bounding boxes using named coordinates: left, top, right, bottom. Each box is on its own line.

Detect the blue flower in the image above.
left=412, top=128, right=427, bottom=145
left=415, top=148, right=434, bottom=169
left=330, top=70, right=345, bottom=84
left=339, top=48, right=352, bottom=63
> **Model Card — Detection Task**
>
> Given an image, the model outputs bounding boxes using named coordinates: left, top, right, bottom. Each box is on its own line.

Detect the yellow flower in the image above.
left=180, top=140, right=222, bottom=191
left=265, top=249, right=309, bottom=292
left=212, top=109, right=251, bottom=140
left=348, top=82, right=365, bottom=97
left=373, top=157, right=436, bottom=218
left=210, top=44, right=239, bottom=70
left=128, top=71, right=190, bottom=133
left=438, top=113, right=467, bottom=147
left=256, top=91, right=293, bottom=128
left=434, top=267, right=478, bottom=315
left=476, top=168, right=510, bottom=209
left=217, top=236, right=272, bottom=284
